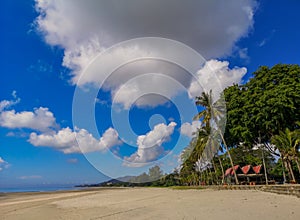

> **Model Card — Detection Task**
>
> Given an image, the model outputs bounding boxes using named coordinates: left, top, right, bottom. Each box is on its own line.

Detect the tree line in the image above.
left=178, top=64, right=300, bottom=185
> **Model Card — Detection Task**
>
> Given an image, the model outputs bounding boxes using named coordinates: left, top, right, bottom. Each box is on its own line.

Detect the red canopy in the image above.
left=253, top=165, right=262, bottom=174
left=225, top=165, right=262, bottom=176
left=225, top=165, right=242, bottom=176
left=241, top=165, right=251, bottom=174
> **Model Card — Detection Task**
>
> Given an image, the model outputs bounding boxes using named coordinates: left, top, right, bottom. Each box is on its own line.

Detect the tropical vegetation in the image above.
left=179, top=64, right=300, bottom=185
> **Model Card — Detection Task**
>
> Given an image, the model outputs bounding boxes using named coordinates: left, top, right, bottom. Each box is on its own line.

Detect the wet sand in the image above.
left=0, top=187, right=299, bottom=220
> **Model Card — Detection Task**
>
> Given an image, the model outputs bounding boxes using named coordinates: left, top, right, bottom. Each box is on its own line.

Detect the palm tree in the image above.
left=194, top=91, right=213, bottom=128
left=194, top=90, right=239, bottom=184
left=181, top=137, right=198, bottom=164
left=271, top=128, right=300, bottom=183
left=217, top=155, right=225, bottom=184
left=291, top=122, right=300, bottom=174
left=198, top=126, right=225, bottom=184
left=181, top=127, right=210, bottom=171
left=201, top=127, right=226, bottom=184
left=181, top=126, right=216, bottom=185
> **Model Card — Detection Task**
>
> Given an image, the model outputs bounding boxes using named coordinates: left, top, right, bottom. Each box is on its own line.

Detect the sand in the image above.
left=0, top=187, right=299, bottom=220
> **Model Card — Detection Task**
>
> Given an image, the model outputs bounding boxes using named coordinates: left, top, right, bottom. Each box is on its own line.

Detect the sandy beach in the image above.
left=0, top=187, right=299, bottom=220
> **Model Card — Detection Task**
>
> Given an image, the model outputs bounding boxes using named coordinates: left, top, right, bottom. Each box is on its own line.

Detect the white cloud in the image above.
left=238, top=47, right=250, bottom=61
left=95, top=98, right=108, bottom=106
left=12, top=90, right=17, bottom=99
left=0, top=107, right=57, bottom=132
left=0, top=100, right=13, bottom=112
left=0, top=157, right=9, bottom=172
left=258, top=29, right=276, bottom=47
left=188, top=59, right=247, bottom=98
left=0, top=91, right=20, bottom=112
left=112, top=72, right=186, bottom=109
left=35, top=0, right=255, bottom=67
left=35, top=0, right=256, bottom=108
left=0, top=93, right=57, bottom=132
left=124, top=122, right=177, bottom=166
left=6, top=131, right=28, bottom=138
left=29, top=127, right=121, bottom=154
left=0, top=95, right=121, bottom=155
left=180, top=121, right=201, bottom=138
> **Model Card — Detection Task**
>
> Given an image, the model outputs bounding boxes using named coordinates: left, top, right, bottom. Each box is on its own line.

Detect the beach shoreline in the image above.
left=1, top=187, right=299, bottom=220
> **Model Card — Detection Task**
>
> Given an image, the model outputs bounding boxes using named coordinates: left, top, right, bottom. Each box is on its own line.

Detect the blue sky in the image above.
left=1, top=0, right=300, bottom=188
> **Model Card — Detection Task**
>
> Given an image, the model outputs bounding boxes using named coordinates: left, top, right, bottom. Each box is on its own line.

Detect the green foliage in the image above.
left=223, top=64, right=300, bottom=183
left=271, top=127, right=300, bottom=182
left=180, top=64, right=300, bottom=185
left=160, top=171, right=181, bottom=186
left=181, top=88, right=239, bottom=185
left=224, top=64, right=300, bottom=148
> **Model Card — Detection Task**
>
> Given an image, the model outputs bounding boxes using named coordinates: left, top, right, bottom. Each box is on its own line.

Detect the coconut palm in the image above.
left=194, top=90, right=239, bottom=184
left=197, top=126, right=225, bottom=184
left=181, top=126, right=214, bottom=185
left=181, top=127, right=210, bottom=170
left=271, top=128, right=300, bottom=183
left=291, top=122, right=300, bottom=174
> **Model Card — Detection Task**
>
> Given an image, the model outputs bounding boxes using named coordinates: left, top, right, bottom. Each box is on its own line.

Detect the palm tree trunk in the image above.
left=284, top=159, right=292, bottom=181
left=207, top=168, right=212, bottom=185
left=218, top=156, right=225, bottom=184
left=212, top=159, right=217, bottom=184
left=212, top=158, right=217, bottom=173
left=193, top=173, right=197, bottom=186
left=261, top=146, right=268, bottom=185
left=294, top=157, right=300, bottom=175
left=205, top=169, right=209, bottom=185
left=200, top=171, right=203, bottom=185
left=219, top=132, right=239, bottom=184
left=287, top=160, right=296, bottom=183
left=280, top=155, right=287, bottom=184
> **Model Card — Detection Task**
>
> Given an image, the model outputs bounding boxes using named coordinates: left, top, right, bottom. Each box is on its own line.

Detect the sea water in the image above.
left=0, top=186, right=79, bottom=193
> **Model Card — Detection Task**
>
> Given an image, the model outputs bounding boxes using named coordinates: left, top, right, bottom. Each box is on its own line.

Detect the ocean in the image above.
left=0, top=186, right=79, bottom=193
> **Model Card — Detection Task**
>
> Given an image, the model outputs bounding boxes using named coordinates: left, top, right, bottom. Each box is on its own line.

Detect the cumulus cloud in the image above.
left=188, top=59, right=247, bottom=98
left=35, top=0, right=256, bottom=108
left=124, top=122, right=177, bottom=166
left=0, top=93, right=57, bottom=132
left=29, top=127, right=121, bottom=154
left=0, top=93, right=122, bottom=156
left=35, top=0, right=255, bottom=70
left=180, top=121, right=201, bottom=138
left=0, top=107, right=57, bottom=132
left=0, top=94, right=122, bottom=155
left=112, top=70, right=189, bottom=109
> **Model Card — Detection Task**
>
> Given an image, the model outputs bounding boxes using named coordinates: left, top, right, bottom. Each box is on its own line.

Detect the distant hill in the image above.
left=75, top=176, right=135, bottom=188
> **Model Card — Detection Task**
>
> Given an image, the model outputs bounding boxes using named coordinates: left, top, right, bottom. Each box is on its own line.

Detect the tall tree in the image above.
left=194, top=90, right=239, bottom=184
left=224, top=64, right=300, bottom=183
left=224, top=64, right=300, bottom=149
